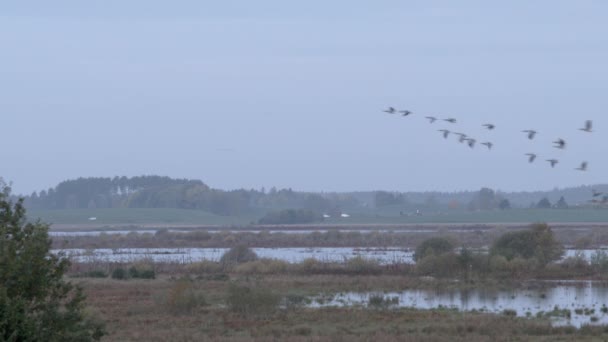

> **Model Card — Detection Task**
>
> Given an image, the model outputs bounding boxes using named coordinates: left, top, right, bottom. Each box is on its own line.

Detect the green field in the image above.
left=28, top=208, right=260, bottom=227
left=29, top=207, right=608, bottom=228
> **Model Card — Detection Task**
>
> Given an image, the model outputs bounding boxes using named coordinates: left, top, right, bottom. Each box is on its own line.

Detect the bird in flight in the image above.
left=438, top=129, right=450, bottom=138
left=580, top=120, right=593, bottom=133
left=399, top=110, right=412, bottom=116
left=553, top=139, right=566, bottom=149
left=466, top=138, right=476, bottom=148
left=576, top=162, right=588, bottom=171
left=383, top=107, right=396, bottom=114
left=481, top=142, right=493, bottom=150
left=483, top=124, right=495, bottom=130
left=525, top=153, right=537, bottom=163
left=426, top=116, right=438, bottom=123
left=547, top=159, right=559, bottom=168
left=522, top=130, right=537, bottom=140
left=454, top=133, right=467, bottom=143
left=444, top=118, right=457, bottom=124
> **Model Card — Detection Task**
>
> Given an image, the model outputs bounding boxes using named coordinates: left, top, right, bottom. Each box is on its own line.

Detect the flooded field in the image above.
left=56, top=247, right=414, bottom=264
left=49, top=228, right=458, bottom=237
left=311, top=281, right=608, bottom=328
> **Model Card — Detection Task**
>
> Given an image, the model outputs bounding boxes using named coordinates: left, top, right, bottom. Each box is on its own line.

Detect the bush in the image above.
left=491, top=223, right=563, bottom=267
left=84, top=270, right=108, bottom=278
left=128, top=265, right=156, bottom=279
left=345, top=256, right=382, bottom=275
left=165, top=278, right=206, bottom=314
left=111, top=267, right=128, bottom=280
left=220, top=245, right=258, bottom=268
left=414, top=237, right=455, bottom=262
left=226, top=285, right=281, bottom=316
left=416, top=253, right=460, bottom=278
left=0, top=181, right=105, bottom=340
left=234, top=258, right=289, bottom=275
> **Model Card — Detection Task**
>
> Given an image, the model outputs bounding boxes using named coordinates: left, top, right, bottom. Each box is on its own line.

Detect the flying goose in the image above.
left=399, top=110, right=412, bottom=116
left=553, top=139, right=566, bottom=149
left=466, top=138, right=476, bottom=148
left=522, top=130, right=537, bottom=140
left=483, top=124, right=495, bottom=130
left=444, top=118, right=457, bottom=124
left=547, top=159, right=559, bottom=168
left=525, top=153, right=537, bottom=163
left=481, top=142, right=493, bottom=150
left=580, top=120, right=593, bottom=133
left=438, top=129, right=450, bottom=138
left=383, top=107, right=396, bottom=114
left=426, top=116, right=438, bottom=123
left=456, top=134, right=468, bottom=143
left=576, top=162, right=588, bottom=171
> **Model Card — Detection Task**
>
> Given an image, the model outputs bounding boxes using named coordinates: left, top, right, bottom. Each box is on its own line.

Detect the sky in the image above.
left=1, top=1, right=607, bottom=195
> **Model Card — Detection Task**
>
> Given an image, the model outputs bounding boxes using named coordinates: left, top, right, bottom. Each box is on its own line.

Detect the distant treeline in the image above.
left=18, top=176, right=607, bottom=216
left=22, top=176, right=356, bottom=216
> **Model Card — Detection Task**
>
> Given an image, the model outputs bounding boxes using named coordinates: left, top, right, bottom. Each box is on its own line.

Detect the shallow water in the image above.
left=55, top=247, right=414, bottom=264
left=311, top=282, right=608, bottom=328
left=49, top=228, right=477, bottom=237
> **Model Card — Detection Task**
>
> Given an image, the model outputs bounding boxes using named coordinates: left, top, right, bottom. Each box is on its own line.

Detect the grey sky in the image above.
left=1, top=1, right=607, bottom=195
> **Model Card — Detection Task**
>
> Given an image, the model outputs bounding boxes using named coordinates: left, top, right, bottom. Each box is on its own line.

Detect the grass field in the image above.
left=29, top=208, right=259, bottom=226
left=79, top=275, right=608, bottom=341
left=31, top=207, right=608, bottom=228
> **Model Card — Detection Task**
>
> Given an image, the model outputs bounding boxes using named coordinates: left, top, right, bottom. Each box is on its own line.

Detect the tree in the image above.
left=555, top=196, right=569, bottom=209
left=0, top=180, right=104, bottom=341
left=536, top=197, right=552, bottom=209
left=490, top=223, right=563, bottom=267
left=498, top=199, right=511, bottom=210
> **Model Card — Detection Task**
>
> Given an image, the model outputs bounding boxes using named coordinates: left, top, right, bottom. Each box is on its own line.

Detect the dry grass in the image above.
left=78, top=275, right=608, bottom=341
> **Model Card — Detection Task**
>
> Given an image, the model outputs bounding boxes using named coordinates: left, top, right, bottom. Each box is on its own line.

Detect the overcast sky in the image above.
left=1, top=1, right=607, bottom=195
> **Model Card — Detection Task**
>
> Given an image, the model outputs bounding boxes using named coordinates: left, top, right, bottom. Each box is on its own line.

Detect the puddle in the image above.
left=55, top=247, right=414, bottom=264
left=310, top=282, right=608, bottom=328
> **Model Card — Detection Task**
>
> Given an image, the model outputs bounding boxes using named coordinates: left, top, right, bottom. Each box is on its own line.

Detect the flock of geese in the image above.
left=383, top=107, right=601, bottom=204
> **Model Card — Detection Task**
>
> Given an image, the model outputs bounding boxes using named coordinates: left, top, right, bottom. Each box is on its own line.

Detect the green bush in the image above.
left=85, top=270, right=108, bottom=278
left=414, top=238, right=455, bottom=262
left=491, top=223, right=563, bottom=267
left=226, top=285, right=281, bottom=316
left=128, top=266, right=156, bottom=279
left=111, top=267, right=128, bottom=280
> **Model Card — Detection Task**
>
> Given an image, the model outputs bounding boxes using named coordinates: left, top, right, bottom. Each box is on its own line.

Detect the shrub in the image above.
left=111, top=267, right=128, bottom=280
left=85, top=270, right=108, bottom=278
left=345, top=256, right=381, bottom=275
left=220, top=245, right=258, bottom=268
left=491, top=223, right=563, bottom=267
left=226, top=285, right=281, bottom=316
left=234, top=258, right=289, bottom=275
left=416, top=253, right=460, bottom=278
left=128, top=265, right=156, bottom=279
left=165, top=278, right=206, bottom=314
left=414, top=238, right=455, bottom=262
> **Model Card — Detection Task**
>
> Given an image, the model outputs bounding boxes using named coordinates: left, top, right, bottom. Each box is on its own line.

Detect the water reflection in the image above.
left=55, top=247, right=414, bottom=264
left=312, top=282, right=608, bottom=327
